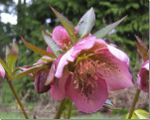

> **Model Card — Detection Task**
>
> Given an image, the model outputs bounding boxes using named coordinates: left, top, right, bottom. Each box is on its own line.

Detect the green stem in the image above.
left=66, top=100, right=72, bottom=119
left=54, top=99, right=66, bottom=119
left=6, top=77, right=29, bottom=119
left=128, top=89, right=141, bottom=119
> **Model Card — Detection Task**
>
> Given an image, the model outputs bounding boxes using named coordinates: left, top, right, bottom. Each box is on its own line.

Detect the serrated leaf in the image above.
left=135, top=35, right=148, bottom=61
left=6, top=42, right=19, bottom=72
left=21, top=36, right=54, bottom=57
left=76, top=7, right=95, bottom=38
left=42, top=31, right=62, bottom=57
left=94, top=16, right=127, bottom=38
left=50, top=6, right=77, bottom=44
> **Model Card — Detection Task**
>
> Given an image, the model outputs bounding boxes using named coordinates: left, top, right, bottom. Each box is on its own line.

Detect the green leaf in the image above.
left=5, top=42, right=19, bottom=72
left=21, top=36, right=54, bottom=57
left=42, top=31, right=62, bottom=57
left=50, top=6, right=78, bottom=44
left=134, top=109, right=149, bottom=119
left=76, top=7, right=95, bottom=38
left=15, top=63, right=50, bottom=79
left=126, top=109, right=149, bottom=119
left=94, top=16, right=127, bottom=38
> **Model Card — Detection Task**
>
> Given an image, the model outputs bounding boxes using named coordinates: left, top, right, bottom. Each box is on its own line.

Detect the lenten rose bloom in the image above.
left=50, top=35, right=133, bottom=113
left=137, top=60, right=149, bottom=92
left=0, top=64, right=5, bottom=78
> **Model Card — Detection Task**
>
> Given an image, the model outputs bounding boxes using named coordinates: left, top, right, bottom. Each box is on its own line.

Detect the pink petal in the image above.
left=96, top=48, right=133, bottom=90
left=67, top=77, right=108, bottom=113
left=0, top=64, right=5, bottom=78
left=55, top=36, right=106, bottom=78
left=107, top=45, right=130, bottom=65
left=137, top=60, right=149, bottom=92
left=47, top=47, right=53, bottom=53
left=52, top=26, right=70, bottom=48
left=142, top=60, right=149, bottom=70
left=50, top=71, right=69, bottom=100
left=34, top=70, right=50, bottom=93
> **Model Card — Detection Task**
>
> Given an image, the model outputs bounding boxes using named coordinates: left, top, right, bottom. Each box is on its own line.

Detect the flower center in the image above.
left=73, top=59, right=99, bottom=97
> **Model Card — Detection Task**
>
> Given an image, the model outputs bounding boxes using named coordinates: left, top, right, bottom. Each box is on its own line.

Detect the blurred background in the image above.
left=0, top=0, right=148, bottom=119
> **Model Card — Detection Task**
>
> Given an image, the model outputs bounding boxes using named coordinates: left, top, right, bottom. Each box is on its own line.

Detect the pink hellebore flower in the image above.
left=0, top=64, right=5, bottom=78
left=137, top=60, right=149, bottom=92
left=52, top=26, right=70, bottom=48
left=50, top=35, right=133, bottom=113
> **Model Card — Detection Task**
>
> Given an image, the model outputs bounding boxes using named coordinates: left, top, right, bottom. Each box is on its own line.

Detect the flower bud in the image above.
left=0, top=64, right=5, bottom=78
left=137, top=60, right=149, bottom=92
left=34, top=69, right=50, bottom=93
left=52, top=26, right=70, bottom=48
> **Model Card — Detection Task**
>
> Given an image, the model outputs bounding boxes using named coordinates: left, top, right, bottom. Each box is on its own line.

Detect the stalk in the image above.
left=6, top=77, right=29, bottom=119
left=128, top=89, right=141, bottom=119
left=66, top=100, right=72, bottom=119
left=54, top=99, right=66, bottom=119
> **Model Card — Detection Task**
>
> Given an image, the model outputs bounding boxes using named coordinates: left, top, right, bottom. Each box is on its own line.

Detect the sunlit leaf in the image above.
left=50, top=6, right=78, bottom=44
left=94, top=16, right=127, bottom=38
left=134, top=109, right=149, bottom=119
left=135, top=35, right=148, bottom=61
left=21, top=36, right=54, bottom=57
left=5, top=41, right=19, bottom=72
left=42, top=31, right=62, bottom=57
left=126, top=109, right=149, bottom=119
left=76, top=7, right=95, bottom=38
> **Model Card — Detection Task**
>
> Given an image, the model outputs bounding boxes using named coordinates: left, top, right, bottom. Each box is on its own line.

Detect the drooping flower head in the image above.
left=137, top=60, right=149, bottom=92
left=0, top=64, right=5, bottom=78
left=50, top=35, right=133, bottom=113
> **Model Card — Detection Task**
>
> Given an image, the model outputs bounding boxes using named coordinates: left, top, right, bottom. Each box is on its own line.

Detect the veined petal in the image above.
left=34, top=70, right=50, bottom=93
left=50, top=71, right=69, bottom=100
left=137, top=60, right=149, bottom=92
left=107, top=45, right=129, bottom=65
left=52, top=26, right=70, bottom=48
left=67, top=76, right=108, bottom=113
left=96, top=48, right=133, bottom=90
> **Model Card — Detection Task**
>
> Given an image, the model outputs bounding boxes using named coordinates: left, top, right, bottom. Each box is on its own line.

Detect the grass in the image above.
left=0, top=111, right=125, bottom=120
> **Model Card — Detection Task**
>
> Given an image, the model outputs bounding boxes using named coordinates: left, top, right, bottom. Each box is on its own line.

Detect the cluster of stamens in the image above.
left=73, top=53, right=119, bottom=98
left=73, top=59, right=99, bottom=97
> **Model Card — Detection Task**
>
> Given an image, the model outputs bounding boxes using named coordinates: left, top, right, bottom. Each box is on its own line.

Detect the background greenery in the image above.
left=0, top=0, right=148, bottom=112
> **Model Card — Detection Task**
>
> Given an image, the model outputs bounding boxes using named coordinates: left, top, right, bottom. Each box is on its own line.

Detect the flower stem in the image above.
left=6, top=77, right=29, bottom=119
left=54, top=99, right=66, bottom=119
left=66, top=100, right=72, bottom=119
left=128, top=89, right=141, bottom=119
